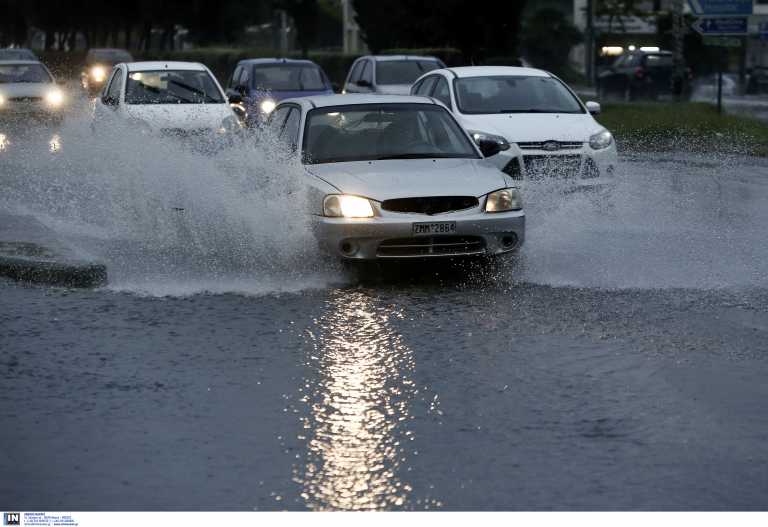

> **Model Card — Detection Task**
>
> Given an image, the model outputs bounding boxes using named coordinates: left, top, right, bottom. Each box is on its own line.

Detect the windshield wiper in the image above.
left=168, top=79, right=219, bottom=103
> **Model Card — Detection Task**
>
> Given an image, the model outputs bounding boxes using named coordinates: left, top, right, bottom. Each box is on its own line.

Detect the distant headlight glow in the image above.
left=0, top=95, right=5, bottom=107
left=485, top=188, right=523, bottom=213
left=45, top=89, right=64, bottom=108
left=260, top=99, right=276, bottom=114
left=589, top=129, right=613, bottom=150
left=90, top=66, right=107, bottom=82
left=323, top=195, right=375, bottom=218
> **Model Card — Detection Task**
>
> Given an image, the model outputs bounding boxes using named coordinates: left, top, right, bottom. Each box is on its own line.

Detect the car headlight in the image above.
left=218, top=115, right=242, bottom=134
left=467, top=130, right=510, bottom=151
left=90, top=66, right=107, bottom=82
left=0, top=95, right=5, bottom=107
left=485, top=188, right=523, bottom=213
left=260, top=99, right=276, bottom=114
left=45, top=89, right=64, bottom=108
left=323, top=195, right=375, bottom=218
left=589, top=129, right=613, bottom=150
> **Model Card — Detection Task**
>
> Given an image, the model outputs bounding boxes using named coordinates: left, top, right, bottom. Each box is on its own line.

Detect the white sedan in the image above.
left=266, top=94, right=525, bottom=260
left=93, top=61, right=241, bottom=140
left=411, top=66, right=618, bottom=187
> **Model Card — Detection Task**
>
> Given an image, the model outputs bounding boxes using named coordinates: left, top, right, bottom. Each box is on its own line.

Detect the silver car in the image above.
left=267, top=94, right=525, bottom=260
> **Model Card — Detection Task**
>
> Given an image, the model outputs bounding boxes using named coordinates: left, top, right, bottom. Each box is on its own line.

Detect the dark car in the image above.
left=746, top=67, right=768, bottom=95
left=0, top=48, right=38, bottom=61
left=225, top=58, right=334, bottom=126
left=80, top=48, right=133, bottom=96
left=598, top=49, right=686, bottom=101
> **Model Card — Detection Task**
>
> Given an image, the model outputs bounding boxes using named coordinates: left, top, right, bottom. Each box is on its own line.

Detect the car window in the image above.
left=454, top=75, right=583, bottom=114
left=0, top=63, right=52, bottom=83
left=106, top=69, right=123, bottom=99
left=267, top=106, right=291, bottom=135
left=643, top=54, right=673, bottom=68
left=240, top=66, right=250, bottom=88
left=432, top=77, right=452, bottom=108
left=612, top=55, right=626, bottom=68
left=347, top=61, right=364, bottom=85
left=375, top=60, right=442, bottom=85
left=302, top=103, right=478, bottom=164
left=414, top=76, right=438, bottom=96
left=626, top=54, right=642, bottom=67
left=229, top=66, right=242, bottom=89
left=279, top=107, right=301, bottom=149
left=251, top=64, right=327, bottom=91
left=125, top=70, right=224, bottom=104
left=360, top=61, right=373, bottom=84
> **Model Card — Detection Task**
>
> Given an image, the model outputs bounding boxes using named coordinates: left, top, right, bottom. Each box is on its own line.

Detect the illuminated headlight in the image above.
left=260, top=99, right=276, bottom=114
left=45, top=89, right=64, bottom=108
left=485, top=188, right=523, bottom=213
left=90, top=66, right=107, bottom=82
left=589, top=129, right=613, bottom=150
left=323, top=195, right=375, bottom=218
left=467, top=130, right=510, bottom=151
left=0, top=95, right=5, bottom=107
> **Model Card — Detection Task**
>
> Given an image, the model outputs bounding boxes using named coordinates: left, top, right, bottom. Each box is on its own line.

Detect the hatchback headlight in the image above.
left=467, top=130, right=510, bottom=151
left=589, top=129, right=613, bottom=150
left=45, top=89, right=64, bottom=108
left=90, top=66, right=107, bottom=82
left=485, top=188, right=523, bottom=213
left=323, top=195, right=375, bottom=218
left=0, top=94, right=5, bottom=107
left=260, top=99, right=276, bottom=114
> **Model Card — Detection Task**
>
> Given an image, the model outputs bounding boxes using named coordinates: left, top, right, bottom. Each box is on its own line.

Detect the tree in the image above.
left=273, top=0, right=319, bottom=57
left=521, top=8, right=582, bottom=72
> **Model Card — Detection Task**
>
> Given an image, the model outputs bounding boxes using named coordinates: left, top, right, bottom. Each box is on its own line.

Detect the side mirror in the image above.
left=356, top=79, right=372, bottom=88
left=478, top=138, right=503, bottom=158
left=228, top=92, right=242, bottom=104
left=102, top=95, right=118, bottom=107
left=585, top=101, right=601, bottom=115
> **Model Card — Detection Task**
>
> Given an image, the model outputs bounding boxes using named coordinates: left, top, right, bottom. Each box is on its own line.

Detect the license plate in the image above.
left=412, top=221, right=456, bottom=235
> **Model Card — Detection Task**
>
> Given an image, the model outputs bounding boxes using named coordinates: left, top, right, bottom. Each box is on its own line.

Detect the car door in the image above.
left=358, top=60, right=374, bottom=93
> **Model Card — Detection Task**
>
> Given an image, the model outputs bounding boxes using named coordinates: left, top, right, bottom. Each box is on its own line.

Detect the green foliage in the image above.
left=521, top=8, right=582, bottom=73
left=596, top=102, right=768, bottom=156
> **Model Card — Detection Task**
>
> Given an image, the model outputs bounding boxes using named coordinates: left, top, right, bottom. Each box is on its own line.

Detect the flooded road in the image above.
left=2, top=128, right=768, bottom=510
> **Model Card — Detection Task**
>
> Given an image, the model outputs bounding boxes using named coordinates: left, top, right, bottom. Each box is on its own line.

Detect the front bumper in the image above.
left=0, top=103, right=64, bottom=122
left=491, top=143, right=618, bottom=188
left=314, top=209, right=525, bottom=260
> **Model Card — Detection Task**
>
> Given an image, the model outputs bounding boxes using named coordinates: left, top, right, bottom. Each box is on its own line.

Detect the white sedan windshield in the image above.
left=125, top=70, right=224, bottom=104
left=303, top=104, right=478, bottom=164
left=455, top=76, right=584, bottom=114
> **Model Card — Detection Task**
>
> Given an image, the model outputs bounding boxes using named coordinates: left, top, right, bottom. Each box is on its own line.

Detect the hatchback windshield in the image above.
left=455, top=76, right=584, bottom=114
left=125, top=70, right=225, bottom=104
left=376, top=60, right=442, bottom=85
left=0, top=63, right=52, bottom=83
left=303, top=104, right=478, bottom=164
left=251, top=64, right=328, bottom=91
left=0, top=49, right=37, bottom=61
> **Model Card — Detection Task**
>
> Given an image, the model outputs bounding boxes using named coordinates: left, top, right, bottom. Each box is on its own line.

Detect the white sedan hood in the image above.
left=124, top=103, right=232, bottom=131
left=460, top=113, right=604, bottom=143
left=306, top=158, right=507, bottom=201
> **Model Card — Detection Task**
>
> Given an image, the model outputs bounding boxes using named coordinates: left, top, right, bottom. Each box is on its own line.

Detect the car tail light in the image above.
left=634, top=67, right=645, bottom=79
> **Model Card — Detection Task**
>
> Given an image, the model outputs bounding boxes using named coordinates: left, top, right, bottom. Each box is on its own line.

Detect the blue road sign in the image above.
left=760, top=22, right=768, bottom=43
left=693, top=16, right=748, bottom=35
left=688, top=0, right=753, bottom=15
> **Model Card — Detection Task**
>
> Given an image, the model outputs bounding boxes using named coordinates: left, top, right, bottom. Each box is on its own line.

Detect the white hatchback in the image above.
left=411, top=66, right=618, bottom=186
left=93, top=61, right=241, bottom=140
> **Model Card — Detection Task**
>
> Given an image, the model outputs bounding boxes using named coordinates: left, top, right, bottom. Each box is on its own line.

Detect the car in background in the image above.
left=746, top=67, right=768, bottom=95
left=597, top=49, right=686, bottom=101
left=265, top=94, right=524, bottom=261
left=691, top=73, right=738, bottom=100
left=342, top=55, right=445, bottom=96
left=0, top=60, right=67, bottom=123
left=411, top=66, right=617, bottom=186
left=0, top=48, right=38, bottom=61
left=81, top=48, right=134, bottom=96
left=93, top=61, right=241, bottom=146
left=225, top=58, right=334, bottom=126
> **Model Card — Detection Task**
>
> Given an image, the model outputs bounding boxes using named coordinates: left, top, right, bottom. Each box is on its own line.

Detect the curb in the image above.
left=0, top=253, right=107, bottom=288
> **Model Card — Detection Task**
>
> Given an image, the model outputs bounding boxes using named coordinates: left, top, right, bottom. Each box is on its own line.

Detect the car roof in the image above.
left=124, top=61, right=209, bottom=72
left=439, top=66, right=550, bottom=78
left=88, top=48, right=130, bottom=53
left=0, top=60, right=43, bottom=65
left=358, top=55, right=443, bottom=62
left=280, top=93, right=438, bottom=109
left=236, top=58, right=320, bottom=66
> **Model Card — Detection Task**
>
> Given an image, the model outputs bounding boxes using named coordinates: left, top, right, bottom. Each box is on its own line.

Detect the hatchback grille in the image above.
left=517, top=141, right=583, bottom=150
left=523, top=154, right=582, bottom=179
left=160, top=128, right=211, bottom=138
left=381, top=196, right=478, bottom=215
left=8, top=96, right=43, bottom=103
left=377, top=236, right=486, bottom=257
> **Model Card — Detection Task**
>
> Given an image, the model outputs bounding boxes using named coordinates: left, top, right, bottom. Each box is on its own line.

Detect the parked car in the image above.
left=93, top=62, right=241, bottom=146
left=342, top=55, right=445, bottom=96
left=0, top=60, right=66, bottom=123
left=597, top=49, right=686, bottom=101
left=265, top=94, right=524, bottom=261
left=411, top=66, right=617, bottom=186
left=225, top=58, right=334, bottom=126
left=0, top=48, right=38, bottom=61
left=81, top=48, right=134, bottom=96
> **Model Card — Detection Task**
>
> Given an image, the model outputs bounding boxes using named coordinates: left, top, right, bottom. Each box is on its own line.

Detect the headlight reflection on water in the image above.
left=295, top=291, right=420, bottom=511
